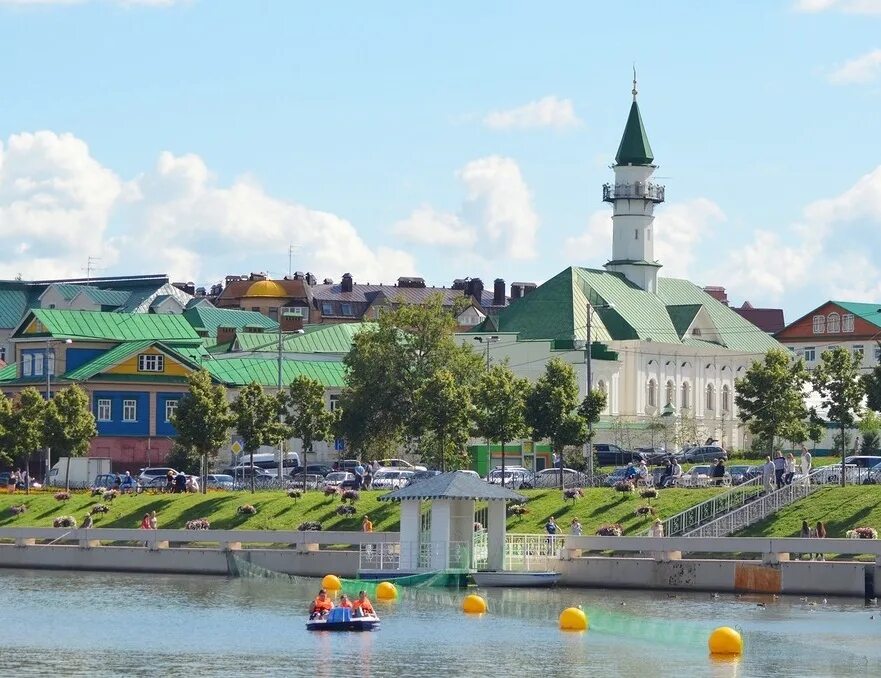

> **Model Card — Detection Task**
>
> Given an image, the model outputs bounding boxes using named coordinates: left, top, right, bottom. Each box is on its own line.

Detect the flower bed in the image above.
left=9, top=504, right=26, bottom=516
left=323, top=487, right=339, bottom=497
left=846, top=526, right=878, bottom=539
left=90, top=487, right=104, bottom=497
left=636, top=505, right=656, bottom=517
left=102, top=489, right=119, bottom=501
left=508, top=504, right=529, bottom=516
left=596, top=523, right=623, bottom=537
left=53, top=516, right=77, bottom=528
left=640, top=489, right=658, bottom=499
left=53, top=491, right=71, bottom=501
left=563, top=488, right=583, bottom=502
left=336, top=505, right=356, bottom=516
left=614, top=480, right=634, bottom=495
left=287, top=489, right=302, bottom=500
left=236, top=504, right=257, bottom=516
left=186, top=518, right=210, bottom=530
left=298, top=521, right=322, bottom=531
left=89, top=504, right=110, bottom=515
left=341, top=490, right=360, bottom=504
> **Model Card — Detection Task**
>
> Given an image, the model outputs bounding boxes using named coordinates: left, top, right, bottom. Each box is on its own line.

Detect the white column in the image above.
left=486, top=500, right=507, bottom=571
left=430, top=499, right=452, bottom=571
left=399, top=500, right=421, bottom=571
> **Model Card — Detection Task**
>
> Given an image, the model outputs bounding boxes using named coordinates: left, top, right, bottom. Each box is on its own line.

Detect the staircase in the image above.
left=683, top=468, right=827, bottom=537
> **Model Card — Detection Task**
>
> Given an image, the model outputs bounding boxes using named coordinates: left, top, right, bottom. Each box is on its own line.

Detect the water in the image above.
left=1, top=568, right=879, bottom=677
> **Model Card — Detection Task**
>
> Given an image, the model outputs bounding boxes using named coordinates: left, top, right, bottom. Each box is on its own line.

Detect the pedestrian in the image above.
left=814, top=521, right=826, bottom=561
left=20, top=469, right=29, bottom=491
left=773, top=452, right=785, bottom=490
left=800, top=519, right=811, bottom=560
left=165, top=470, right=175, bottom=493
left=149, top=510, right=158, bottom=530
left=711, top=459, right=725, bottom=486
left=354, top=461, right=365, bottom=490
left=801, top=445, right=812, bottom=482
left=670, top=459, right=683, bottom=487
left=174, top=472, right=187, bottom=494
left=570, top=518, right=582, bottom=536
left=761, top=456, right=774, bottom=494
left=7, top=470, right=17, bottom=494
left=650, top=518, right=664, bottom=538
left=545, top=516, right=558, bottom=535
left=363, top=466, right=372, bottom=490
left=784, top=454, right=796, bottom=485
left=362, top=515, right=373, bottom=533
left=140, top=513, right=151, bottom=530
left=82, top=514, right=94, bottom=529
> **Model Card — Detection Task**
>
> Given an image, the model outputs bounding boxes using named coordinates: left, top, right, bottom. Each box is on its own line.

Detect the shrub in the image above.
left=53, top=516, right=77, bottom=528
left=90, top=487, right=104, bottom=497
left=640, top=488, right=658, bottom=499
left=287, top=489, right=302, bottom=500
left=53, top=491, right=71, bottom=501
left=237, top=504, right=257, bottom=516
left=563, top=488, right=583, bottom=502
left=102, top=489, right=119, bottom=501
left=9, top=504, right=27, bottom=516
left=508, top=504, right=529, bottom=516
left=298, top=521, right=322, bottom=531
left=636, top=505, right=656, bottom=517
left=186, top=518, right=211, bottom=530
left=323, top=487, right=339, bottom=497
left=90, top=504, right=110, bottom=515
left=596, top=523, right=623, bottom=536
left=336, top=505, right=356, bottom=516
left=846, top=526, right=878, bottom=539
left=614, top=480, right=635, bottom=496
left=341, top=489, right=360, bottom=504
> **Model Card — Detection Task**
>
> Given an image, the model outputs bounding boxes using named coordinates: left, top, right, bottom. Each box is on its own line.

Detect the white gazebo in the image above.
left=378, top=471, right=525, bottom=573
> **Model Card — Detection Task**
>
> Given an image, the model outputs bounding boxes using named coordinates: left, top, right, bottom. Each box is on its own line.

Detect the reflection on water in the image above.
left=0, top=568, right=879, bottom=677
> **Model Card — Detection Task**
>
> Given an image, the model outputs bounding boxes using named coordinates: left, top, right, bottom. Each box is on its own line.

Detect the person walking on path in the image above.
left=814, top=521, right=826, bottom=561
left=801, top=445, right=812, bottom=482
left=773, top=452, right=786, bottom=490
left=800, top=519, right=811, bottom=560
left=570, top=518, right=582, bottom=536
left=761, top=456, right=775, bottom=494
left=7, top=470, right=17, bottom=494
left=362, top=515, right=373, bottom=533
left=149, top=510, right=158, bottom=530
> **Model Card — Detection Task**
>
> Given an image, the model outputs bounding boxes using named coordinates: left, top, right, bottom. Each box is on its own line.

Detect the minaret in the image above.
left=603, top=70, right=665, bottom=293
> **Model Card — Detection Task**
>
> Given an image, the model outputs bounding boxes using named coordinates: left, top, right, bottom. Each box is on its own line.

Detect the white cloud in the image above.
left=483, top=96, right=581, bottom=131
left=563, top=210, right=611, bottom=261
left=794, top=0, right=881, bottom=13
left=0, top=131, right=416, bottom=283
left=391, top=205, right=477, bottom=248
left=828, top=49, right=881, bottom=84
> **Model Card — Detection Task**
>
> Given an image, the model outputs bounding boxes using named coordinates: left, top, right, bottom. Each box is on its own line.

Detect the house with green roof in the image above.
left=462, top=80, right=782, bottom=461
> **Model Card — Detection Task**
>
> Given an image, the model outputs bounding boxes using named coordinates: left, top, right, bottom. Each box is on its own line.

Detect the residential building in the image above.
left=703, top=286, right=785, bottom=334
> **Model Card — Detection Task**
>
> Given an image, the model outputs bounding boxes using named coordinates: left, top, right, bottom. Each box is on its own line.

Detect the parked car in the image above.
left=137, top=467, right=177, bottom=485
left=290, top=464, right=334, bottom=478
left=459, top=470, right=480, bottom=479
left=635, top=447, right=671, bottom=465
left=93, top=473, right=118, bottom=489
left=603, top=467, right=629, bottom=487
left=680, top=446, right=728, bottom=463
left=205, top=474, right=237, bottom=490
left=406, top=470, right=442, bottom=486
left=594, top=443, right=639, bottom=466
left=323, top=471, right=359, bottom=489
left=486, top=466, right=533, bottom=489
left=844, top=456, right=881, bottom=483
left=533, top=467, right=587, bottom=488
left=728, top=465, right=761, bottom=485
left=379, top=458, right=428, bottom=472
left=867, top=461, right=881, bottom=484
left=372, top=469, right=416, bottom=489
left=813, top=463, right=860, bottom=485
left=679, top=465, right=712, bottom=485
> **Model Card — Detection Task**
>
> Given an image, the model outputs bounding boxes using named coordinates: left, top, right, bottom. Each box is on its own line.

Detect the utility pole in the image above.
left=582, top=302, right=612, bottom=483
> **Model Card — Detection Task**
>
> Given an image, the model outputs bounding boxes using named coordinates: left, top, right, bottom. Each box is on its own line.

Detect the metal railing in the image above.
left=472, top=533, right=566, bottom=571
left=358, top=542, right=400, bottom=571
left=418, top=540, right=472, bottom=570
left=645, top=476, right=763, bottom=537
left=602, top=182, right=665, bottom=203
left=685, top=469, right=827, bottom=537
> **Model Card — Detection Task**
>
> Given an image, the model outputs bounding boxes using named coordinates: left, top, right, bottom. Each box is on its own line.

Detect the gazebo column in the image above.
left=430, top=499, right=452, bottom=570
left=399, top=499, right=421, bottom=571
left=486, top=500, right=507, bottom=571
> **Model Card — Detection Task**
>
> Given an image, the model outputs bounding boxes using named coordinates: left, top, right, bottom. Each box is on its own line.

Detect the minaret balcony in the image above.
left=602, top=182, right=665, bottom=203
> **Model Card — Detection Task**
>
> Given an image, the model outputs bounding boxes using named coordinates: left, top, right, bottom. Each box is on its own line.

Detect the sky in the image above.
left=1, top=0, right=881, bottom=320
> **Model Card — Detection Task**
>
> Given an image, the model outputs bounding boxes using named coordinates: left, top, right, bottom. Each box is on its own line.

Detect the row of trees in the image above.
left=0, top=385, right=97, bottom=490
left=736, top=346, right=881, bottom=484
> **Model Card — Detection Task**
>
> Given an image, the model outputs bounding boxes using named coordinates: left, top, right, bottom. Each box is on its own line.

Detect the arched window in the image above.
left=647, top=379, right=656, bottom=408
left=681, top=382, right=690, bottom=410
left=706, top=383, right=715, bottom=411
left=827, top=312, right=840, bottom=334
left=597, top=380, right=609, bottom=413
left=722, top=385, right=730, bottom=412
left=665, top=380, right=675, bottom=407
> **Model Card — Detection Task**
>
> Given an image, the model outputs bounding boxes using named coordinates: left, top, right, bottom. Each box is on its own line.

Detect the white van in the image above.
left=234, top=452, right=300, bottom=473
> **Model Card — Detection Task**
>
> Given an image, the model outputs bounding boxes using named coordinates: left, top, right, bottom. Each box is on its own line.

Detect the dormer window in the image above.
left=827, top=312, right=840, bottom=334
left=812, top=315, right=825, bottom=334
left=138, top=354, right=165, bottom=372
left=692, top=328, right=702, bottom=336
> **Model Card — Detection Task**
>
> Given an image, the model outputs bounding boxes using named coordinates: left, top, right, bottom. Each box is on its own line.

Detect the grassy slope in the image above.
left=738, top=486, right=881, bottom=538
left=0, top=487, right=722, bottom=535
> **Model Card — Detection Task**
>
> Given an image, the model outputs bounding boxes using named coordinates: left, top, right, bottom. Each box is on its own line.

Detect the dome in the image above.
left=244, top=280, right=288, bottom=298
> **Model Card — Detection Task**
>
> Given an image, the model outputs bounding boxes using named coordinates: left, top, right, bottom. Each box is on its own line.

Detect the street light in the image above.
left=472, top=336, right=500, bottom=481
left=575, top=302, right=613, bottom=482
left=43, top=337, right=73, bottom=488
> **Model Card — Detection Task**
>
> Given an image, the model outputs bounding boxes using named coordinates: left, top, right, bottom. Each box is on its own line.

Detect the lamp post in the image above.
left=661, top=403, right=676, bottom=458
left=43, top=337, right=73, bottom=487
left=576, top=302, right=612, bottom=483
left=472, top=336, right=499, bottom=479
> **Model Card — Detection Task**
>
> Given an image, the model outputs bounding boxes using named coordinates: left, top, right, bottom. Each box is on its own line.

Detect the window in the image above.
left=681, top=382, right=690, bottom=410
left=634, top=229, right=638, bottom=240
left=341, top=303, right=353, bottom=316
left=0, top=347, right=5, bottom=362
left=138, top=354, right=165, bottom=372
left=665, top=380, right=675, bottom=407
left=722, top=385, right=731, bottom=412
left=647, top=379, right=656, bottom=408
left=165, top=399, right=178, bottom=423
left=329, top=394, right=340, bottom=412
left=875, top=346, right=881, bottom=363
left=853, top=345, right=864, bottom=361
left=321, top=302, right=334, bottom=316
left=843, top=313, right=854, bottom=333
left=47, top=351, right=55, bottom=376
left=122, top=399, right=137, bottom=422
left=33, top=352, right=44, bottom=377
left=812, top=315, right=825, bottom=334
left=827, top=312, right=840, bottom=334
left=705, top=384, right=715, bottom=411
left=597, top=380, right=607, bottom=394
left=268, top=307, right=278, bottom=321
left=22, top=353, right=33, bottom=377
left=284, top=306, right=305, bottom=317
left=803, top=347, right=816, bottom=362
left=251, top=306, right=260, bottom=312
left=97, top=399, right=111, bottom=422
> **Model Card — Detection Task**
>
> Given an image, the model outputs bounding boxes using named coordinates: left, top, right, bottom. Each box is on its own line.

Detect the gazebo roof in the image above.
left=379, top=470, right=526, bottom=502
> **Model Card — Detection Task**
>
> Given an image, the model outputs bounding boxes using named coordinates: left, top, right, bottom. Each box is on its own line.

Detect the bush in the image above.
left=323, top=487, right=339, bottom=497
left=186, top=518, right=210, bottom=530
left=596, top=523, right=623, bottom=537
left=640, top=488, right=658, bottom=499
left=847, top=526, right=878, bottom=539
left=236, top=504, right=257, bottom=516
left=102, top=489, right=119, bottom=501
left=287, top=489, right=302, bottom=500
left=90, top=504, right=110, bottom=515
left=636, top=505, right=656, bottom=517
left=508, top=504, right=529, bottom=516
left=336, top=505, right=356, bottom=516
left=53, top=491, right=71, bottom=501
left=9, top=504, right=26, bottom=516
left=53, top=516, right=77, bottom=528
left=614, top=480, right=634, bottom=496
left=90, top=487, right=105, bottom=497
left=563, top=488, right=583, bottom=502
left=341, top=490, right=360, bottom=504
left=298, top=521, right=322, bottom=531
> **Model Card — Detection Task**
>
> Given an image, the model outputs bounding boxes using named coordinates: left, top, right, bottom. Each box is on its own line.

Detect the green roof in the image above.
left=832, top=301, right=881, bottom=330
left=235, top=322, right=369, bottom=354
left=615, top=101, right=654, bottom=166
left=48, top=284, right=131, bottom=307
left=0, top=287, right=32, bottom=329
left=475, top=266, right=781, bottom=354
left=204, top=357, right=346, bottom=387
left=182, top=306, right=278, bottom=338
left=17, top=309, right=201, bottom=342
left=62, top=340, right=206, bottom=381
left=0, top=363, right=17, bottom=383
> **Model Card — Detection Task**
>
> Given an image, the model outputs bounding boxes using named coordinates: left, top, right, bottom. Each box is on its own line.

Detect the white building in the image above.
left=462, top=79, right=781, bottom=452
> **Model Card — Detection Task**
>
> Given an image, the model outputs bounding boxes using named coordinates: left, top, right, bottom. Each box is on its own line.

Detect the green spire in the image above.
left=615, top=100, right=654, bottom=166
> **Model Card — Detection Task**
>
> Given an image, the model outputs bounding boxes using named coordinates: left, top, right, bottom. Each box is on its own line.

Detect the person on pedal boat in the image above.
left=309, top=589, right=334, bottom=619
left=351, top=590, right=375, bottom=617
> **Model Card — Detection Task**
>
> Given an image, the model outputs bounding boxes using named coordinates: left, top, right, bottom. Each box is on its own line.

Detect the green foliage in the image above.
left=578, top=388, right=607, bottom=428
left=231, top=383, right=290, bottom=490
left=0, top=393, right=12, bottom=466
left=414, top=369, right=473, bottom=471
left=812, top=347, right=864, bottom=476
left=6, top=388, right=48, bottom=466
left=287, top=375, right=332, bottom=474
left=861, top=364, right=881, bottom=413
left=735, top=348, right=812, bottom=454
left=165, top=443, right=201, bottom=475
left=44, top=385, right=97, bottom=489
left=473, top=363, right=529, bottom=477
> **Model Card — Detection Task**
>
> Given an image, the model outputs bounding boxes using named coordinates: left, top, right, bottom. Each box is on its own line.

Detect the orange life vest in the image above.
left=312, top=596, right=333, bottom=612
left=352, top=598, right=374, bottom=614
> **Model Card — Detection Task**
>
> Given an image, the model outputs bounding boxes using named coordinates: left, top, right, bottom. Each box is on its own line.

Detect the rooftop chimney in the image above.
left=493, top=278, right=506, bottom=306
left=703, top=286, right=729, bottom=305
left=511, top=284, right=523, bottom=300
left=397, top=276, right=426, bottom=289
left=341, top=273, right=353, bottom=293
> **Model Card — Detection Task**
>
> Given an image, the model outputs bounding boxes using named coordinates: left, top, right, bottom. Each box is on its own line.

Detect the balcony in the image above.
left=602, top=182, right=665, bottom=203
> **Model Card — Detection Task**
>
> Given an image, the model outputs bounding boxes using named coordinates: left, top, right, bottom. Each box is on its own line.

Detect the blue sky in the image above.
left=1, top=0, right=880, bottom=320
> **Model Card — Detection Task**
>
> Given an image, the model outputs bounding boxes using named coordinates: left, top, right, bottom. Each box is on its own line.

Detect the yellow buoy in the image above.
left=321, top=574, right=342, bottom=591
left=708, top=626, right=743, bottom=656
left=559, top=607, right=588, bottom=631
left=462, top=594, right=487, bottom=614
left=376, top=581, right=398, bottom=600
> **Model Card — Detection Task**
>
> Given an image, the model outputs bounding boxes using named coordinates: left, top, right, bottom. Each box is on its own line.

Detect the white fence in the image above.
left=473, top=533, right=566, bottom=571
left=649, top=477, right=764, bottom=537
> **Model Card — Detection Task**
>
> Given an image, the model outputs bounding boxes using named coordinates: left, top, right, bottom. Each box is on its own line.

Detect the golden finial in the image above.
left=632, top=64, right=638, bottom=101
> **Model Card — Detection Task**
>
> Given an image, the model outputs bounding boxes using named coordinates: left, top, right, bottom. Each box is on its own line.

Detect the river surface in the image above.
left=0, top=568, right=879, bottom=677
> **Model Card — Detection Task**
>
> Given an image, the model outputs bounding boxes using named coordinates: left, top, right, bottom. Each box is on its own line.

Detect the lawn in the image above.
left=737, top=486, right=881, bottom=538
left=0, top=486, right=722, bottom=535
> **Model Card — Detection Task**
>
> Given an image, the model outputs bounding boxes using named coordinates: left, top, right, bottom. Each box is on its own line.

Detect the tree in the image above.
left=525, top=358, right=586, bottom=488
left=0, top=393, right=12, bottom=467
left=6, top=388, right=47, bottom=494
left=287, top=375, right=333, bottom=491
left=578, top=389, right=607, bottom=475
left=735, top=348, right=813, bottom=456
left=415, top=369, right=474, bottom=472
left=230, top=382, right=290, bottom=492
left=862, top=364, right=881, bottom=413
left=165, top=442, right=202, bottom=475
left=44, top=385, right=97, bottom=490
left=172, top=370, right=234, bottom=494
left=812, top=347, right=864, bottom=486
left=339, top=295, right=482, bottom=459
left=473, top=363, right=529, bottom=488
left=858, top=410, right=881, bottom=454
